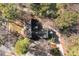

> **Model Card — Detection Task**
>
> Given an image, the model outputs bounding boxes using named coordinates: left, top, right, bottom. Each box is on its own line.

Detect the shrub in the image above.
left=65, top=34, right=79, bottom=56
left=56, top=4, right=67, bottom=9
left=15, top=38, right=30, bottom=55
left=55, top=11, right=78, bottom=30
left=0, top=4, right=18, bottom=20
left=54, top=11, right=78, bottom=36
left=31, top=3, right=58, bottom=18
left=50, top=48, right=61, bottom=56
left=67, top=45, right=79, bottom=56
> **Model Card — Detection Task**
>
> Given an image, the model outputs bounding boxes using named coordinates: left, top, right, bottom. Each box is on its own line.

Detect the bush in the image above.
left=0, top=4, right=18, bottom=20
left=65, top=34, right=79, bottom=56
left=31, top=3, right=58, bottom=18
left=15, top=38, right=30, bottom=55
left=55, top=11, right=78, bottom=29
left=67, top=45, right=79, bottom=56
left=50, top=48, right=61, bottom=56
left=54, top=11, right=78, bottom=36
left=56, top=4, right=67, bottom=9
